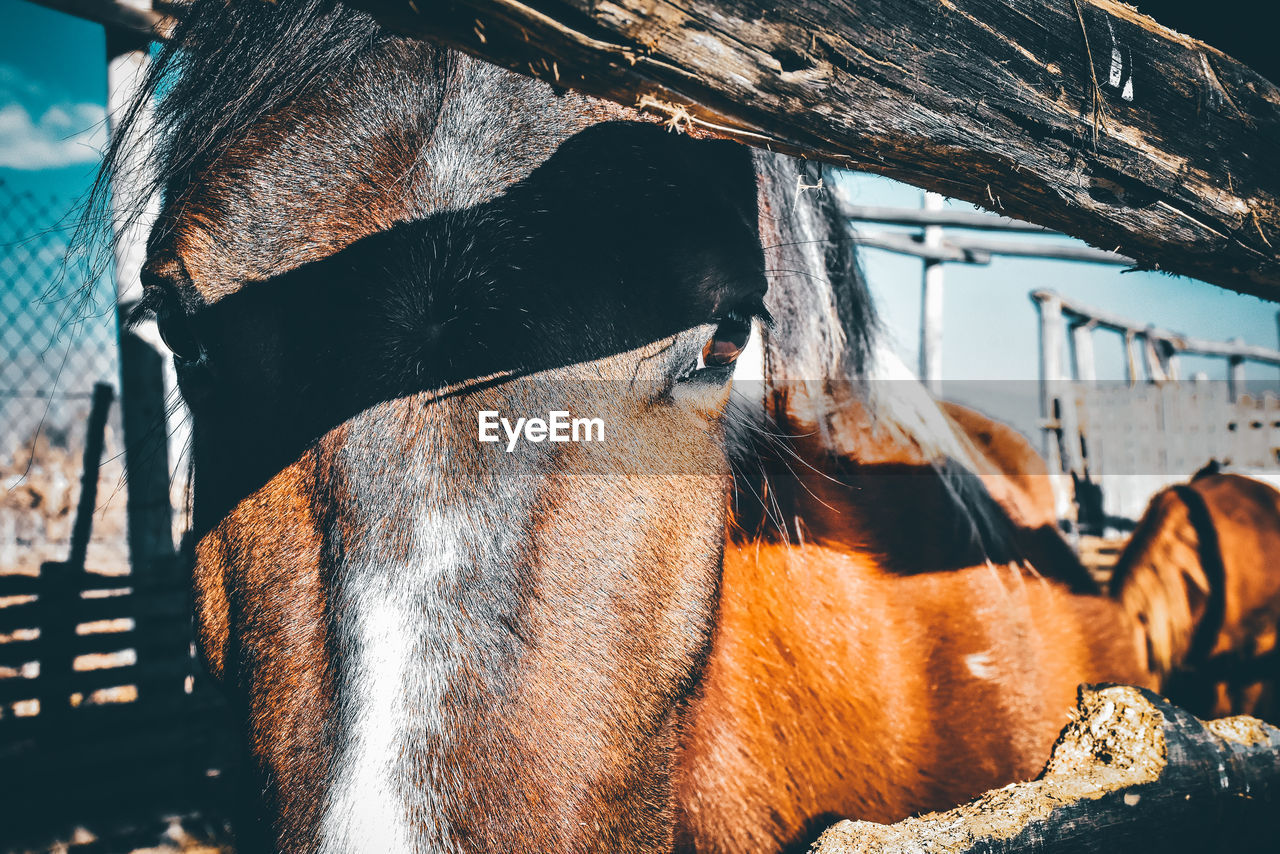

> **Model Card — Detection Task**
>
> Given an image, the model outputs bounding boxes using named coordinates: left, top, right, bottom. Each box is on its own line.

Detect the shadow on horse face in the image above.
left=157, top=120, right=769, bottom=849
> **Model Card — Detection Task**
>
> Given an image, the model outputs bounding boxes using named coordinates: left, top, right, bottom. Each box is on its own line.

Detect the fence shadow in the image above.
left=1, top=386, right=236, bottom=852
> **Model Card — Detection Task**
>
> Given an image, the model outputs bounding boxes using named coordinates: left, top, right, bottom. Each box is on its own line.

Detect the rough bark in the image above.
left=354, top=0, right=1280, bottom=298
left=25, top=0, right=175, bottom=39
left=813, top=684, right=1280, bottom=853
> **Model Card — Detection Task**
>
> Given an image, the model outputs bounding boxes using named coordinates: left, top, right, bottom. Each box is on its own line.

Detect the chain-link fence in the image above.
left=0, top=177, right=129, bottom=576
left=1, top=177, right=231, bottom=851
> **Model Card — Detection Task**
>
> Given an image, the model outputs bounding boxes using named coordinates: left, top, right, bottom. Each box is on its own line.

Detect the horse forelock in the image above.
left=99, top=0, right=644, bottom=305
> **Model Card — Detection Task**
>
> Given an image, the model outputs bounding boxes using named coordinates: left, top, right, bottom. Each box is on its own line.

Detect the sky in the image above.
left=1, top=0, right=1276, bottom=443
left=836, top=172, right=1280, bottom=437
left=0, top=0, right=107, bottom=200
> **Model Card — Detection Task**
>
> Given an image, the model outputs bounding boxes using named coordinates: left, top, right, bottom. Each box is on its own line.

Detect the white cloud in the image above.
left=0, top=100, right=107, bottom=170
left=0, top=63, right=47, bottom=102
left=0, top=63, right=106, bottom=170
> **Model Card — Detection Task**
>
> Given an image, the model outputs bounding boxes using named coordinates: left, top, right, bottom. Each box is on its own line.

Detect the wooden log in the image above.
left=812, top=684, right=1280, bottom=854
left=355, top=0, right=1280, bottom=298
left=838, top=203, right=1050, bottom=233
left=23, top=0, right=176, bottom=40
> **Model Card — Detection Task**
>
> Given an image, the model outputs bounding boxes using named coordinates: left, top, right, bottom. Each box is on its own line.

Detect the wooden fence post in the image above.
left=1034, top=292, right=1066, bottom=461
left=918, top=191, right=945, bottom=396
left=1228, top=340, right=1247, bottom=403
left=36, top=383, right=114, bottom=730
left=106, top=27, right=177, bottom=567
left=814, top=685, right=1280, bottom=853
left=1071, top=323, right=1097, bottom=387
left=1125, top=332, right=1144, bottom=386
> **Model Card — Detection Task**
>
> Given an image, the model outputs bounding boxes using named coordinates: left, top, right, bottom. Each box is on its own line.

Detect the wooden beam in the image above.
left=355, top=0, right=1280, bottom=299
left=812, top=684, right=1280, bottom=853
left=839, top=202, right=1051, bottom=233
left=943, top=235, right=1133, bottom=266
left=23, top=0, right=175, bottom=39
left=851, top=232, right=991, bottom=264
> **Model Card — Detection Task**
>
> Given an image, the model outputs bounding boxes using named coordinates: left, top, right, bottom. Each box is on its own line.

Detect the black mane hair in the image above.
left=77, top=0, right=389, bottom=281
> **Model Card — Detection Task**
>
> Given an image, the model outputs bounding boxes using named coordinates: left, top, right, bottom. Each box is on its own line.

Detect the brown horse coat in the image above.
left=1112, top=470, right=1280, bottom=721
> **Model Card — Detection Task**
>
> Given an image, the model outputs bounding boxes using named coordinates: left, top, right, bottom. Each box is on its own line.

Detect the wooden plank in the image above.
left=23, top=0, right=175, bottom=39
left=0, top=656, right=195, bottom=704
left=0, top=620, right=191, bottom=669
left=813, top=684, right=1280, bottom=853
left=943, top=235, right=1132, bottom=266
left=837, top=202, right=1049, bottom=233
left=1040, top=290, right=1280, bottom=365
left=0, top=589, right=190, bottom=634
left=357, top=0, right=1280, bottom=298
left=848, top=231, right=990, bottom=264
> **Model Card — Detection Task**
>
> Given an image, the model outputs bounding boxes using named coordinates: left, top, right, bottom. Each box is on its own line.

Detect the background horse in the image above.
left=94, top=0, right=1220, bottom=851
left=1111, top=467, right=1280, bottom=722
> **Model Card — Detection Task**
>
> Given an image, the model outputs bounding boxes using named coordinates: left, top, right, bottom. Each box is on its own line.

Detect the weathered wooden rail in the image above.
left=28, top=0, right=1280, bottom=297
left=352, top=0, right=1280, bottom=298
left=814, top=684, right=1280, bottom=853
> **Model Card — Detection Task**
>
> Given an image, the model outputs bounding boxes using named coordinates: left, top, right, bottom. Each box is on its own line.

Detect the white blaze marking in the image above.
left=319, top=508, right=466, bottom=854
left=320, top=595, right=418, bottom=854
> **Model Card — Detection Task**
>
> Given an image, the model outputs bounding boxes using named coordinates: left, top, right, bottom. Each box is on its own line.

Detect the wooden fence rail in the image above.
left=25, top=0, right=1280, bottom=297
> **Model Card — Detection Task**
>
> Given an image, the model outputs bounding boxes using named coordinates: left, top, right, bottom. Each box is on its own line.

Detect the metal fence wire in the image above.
left=0, top=177, right=127, bottom=575
left=0, top=177, right=233, bottom=850
left=0, top=178, right=118, bottom=399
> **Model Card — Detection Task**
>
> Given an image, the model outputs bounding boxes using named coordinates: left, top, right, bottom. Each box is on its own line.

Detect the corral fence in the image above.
left=0, top=175, right=231, bottom=849
left=1033, top=289, right=1280, bottom=534
left=836, top=190, right=1132, bottom=396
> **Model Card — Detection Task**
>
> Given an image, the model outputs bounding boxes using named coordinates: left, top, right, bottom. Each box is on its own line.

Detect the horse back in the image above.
left=939, top=400, right=1058, bottom=530
left=675, top=540, right=1147, bottom=853
left=1113, top=472, right=1280, bottom=719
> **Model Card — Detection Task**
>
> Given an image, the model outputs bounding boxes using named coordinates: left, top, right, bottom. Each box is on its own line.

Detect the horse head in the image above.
left=111, top=1, right=784, bottom=849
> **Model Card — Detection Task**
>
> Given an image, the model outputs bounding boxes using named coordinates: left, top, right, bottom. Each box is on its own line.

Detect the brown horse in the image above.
left=1111, top=466, right=1280, bottom=723
left=95, top=0, right=1202, bottom=850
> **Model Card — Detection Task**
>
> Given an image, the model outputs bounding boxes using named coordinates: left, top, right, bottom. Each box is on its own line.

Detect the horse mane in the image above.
left=736, top=155, right=1083, bottom=584
left=750, top=152, right=876, bottom=383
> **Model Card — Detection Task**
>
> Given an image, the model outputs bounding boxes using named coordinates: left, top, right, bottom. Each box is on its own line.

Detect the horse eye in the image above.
left=701, top=317, right=752, bottom=368
left=156, top=306, right=203, bottom=363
